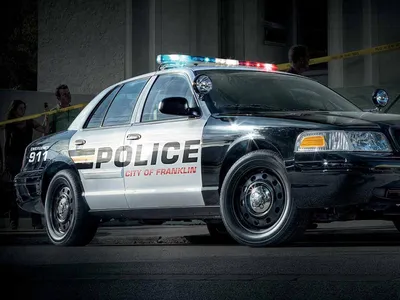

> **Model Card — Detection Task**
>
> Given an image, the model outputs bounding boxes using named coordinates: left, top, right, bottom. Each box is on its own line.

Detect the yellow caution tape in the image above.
left=276, top=41, right=400, bottom=71
left=1, top=41, right=399, bottom=127
left=0, top=103, right=87, bottom=127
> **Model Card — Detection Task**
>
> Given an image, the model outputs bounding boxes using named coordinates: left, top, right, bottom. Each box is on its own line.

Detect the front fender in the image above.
left=21, top=131, right=76, bottom=173
left=219, top=134, right=285, bottom=188
left=225, top=133, right=283, bottom=161
left=15, top=130, right=78, bottom=212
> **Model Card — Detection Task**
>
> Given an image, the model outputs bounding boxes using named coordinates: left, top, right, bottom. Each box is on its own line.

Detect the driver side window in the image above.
left=141, top=74, right=195, bottom=123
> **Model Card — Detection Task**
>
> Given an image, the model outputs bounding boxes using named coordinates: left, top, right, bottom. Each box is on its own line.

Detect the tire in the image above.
left=220, top=150, right=309, bottom=247
left=44, top=169, right=98, bottom=246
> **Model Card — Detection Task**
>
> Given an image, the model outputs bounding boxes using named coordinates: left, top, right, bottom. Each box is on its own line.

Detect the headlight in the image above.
left=294, top=131, right=392, bottom=152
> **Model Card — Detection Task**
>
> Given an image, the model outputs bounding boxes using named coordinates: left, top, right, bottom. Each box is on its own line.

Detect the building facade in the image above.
left=38, top=0, right=400, bottom=103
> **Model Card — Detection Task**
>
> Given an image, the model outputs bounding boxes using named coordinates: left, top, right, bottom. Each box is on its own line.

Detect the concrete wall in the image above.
left=37, top=0, right=399, bottom=94
left=130, top=0, right=220, bottom=77
left=220, top=0, right=289, bottom=64
left=38, top=0, right=127, bottom=95
left=377, top=0, right=400, bottom=85
left=37, top=0, right=293, bottom=90
left=328, top=0, right=400, bottom=89
left=135, top=0, right=289, bottom=70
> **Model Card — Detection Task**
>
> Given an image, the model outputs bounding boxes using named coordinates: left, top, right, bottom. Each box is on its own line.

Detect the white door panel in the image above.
left=124, top=119, right=205, bottom=208
left=67, top=76, right=151, bottom=210
left=69, top=127, right=129, bottom=210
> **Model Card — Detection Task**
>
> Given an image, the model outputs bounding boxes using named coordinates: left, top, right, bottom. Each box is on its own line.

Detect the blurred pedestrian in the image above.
left=287, top=45, right=310, bottom=75
left=47, top=84, right=80, bottom=134
left=3, top=99, right=49, bottom=229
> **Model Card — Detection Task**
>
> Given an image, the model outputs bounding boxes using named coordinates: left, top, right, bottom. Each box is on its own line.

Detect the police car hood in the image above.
left=217, top=111, right=400, bottom=128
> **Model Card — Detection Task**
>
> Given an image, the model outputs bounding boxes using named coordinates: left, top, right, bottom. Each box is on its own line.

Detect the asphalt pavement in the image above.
left=2, top=221, right=400, bottom=300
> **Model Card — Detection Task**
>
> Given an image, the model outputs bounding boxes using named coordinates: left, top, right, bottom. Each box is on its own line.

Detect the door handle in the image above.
left=74, top=139, right=86, bottom=146
left=126, top=133, right=141, bottom=140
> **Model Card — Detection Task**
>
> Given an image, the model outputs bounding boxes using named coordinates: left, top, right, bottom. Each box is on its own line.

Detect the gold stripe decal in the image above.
left=70, top=155, right=95, bottom=163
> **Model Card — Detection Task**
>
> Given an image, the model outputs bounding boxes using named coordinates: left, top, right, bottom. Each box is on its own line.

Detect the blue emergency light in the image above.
left=156, top=54, right=277, bottom=71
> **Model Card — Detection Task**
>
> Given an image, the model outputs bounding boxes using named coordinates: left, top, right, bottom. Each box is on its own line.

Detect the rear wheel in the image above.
left=220, top=150, right=309, bottom=247
left=44, top=169, right=98, bottom=246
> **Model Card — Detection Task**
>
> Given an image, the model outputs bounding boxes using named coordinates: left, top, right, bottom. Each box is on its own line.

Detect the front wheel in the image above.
left=44, top=169, right=98, bottom=246
left=220, top=150, right=309, bottom=247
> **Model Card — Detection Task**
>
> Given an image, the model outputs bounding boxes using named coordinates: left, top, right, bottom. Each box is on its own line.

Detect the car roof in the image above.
left=114, top=66, right=303, bottom=87
left=189, top=66, right=291, bottom=75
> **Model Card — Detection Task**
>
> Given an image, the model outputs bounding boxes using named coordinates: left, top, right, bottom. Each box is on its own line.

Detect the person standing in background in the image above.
left=287, top=45, right=310, bottom=75
left=46, top=84, right=81, bottom=135
left=4, top=100, right=49, bottom=229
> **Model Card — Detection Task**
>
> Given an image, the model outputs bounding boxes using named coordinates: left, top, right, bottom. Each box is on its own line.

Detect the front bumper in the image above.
left=290, top=152, right=400, bottom=210
left=14, top=170, right=44, bottom=214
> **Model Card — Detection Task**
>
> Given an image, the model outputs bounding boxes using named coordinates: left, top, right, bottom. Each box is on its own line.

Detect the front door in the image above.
left=69, top=77, right=150, bottom=210
left=123, top=72, right=207, bottom=209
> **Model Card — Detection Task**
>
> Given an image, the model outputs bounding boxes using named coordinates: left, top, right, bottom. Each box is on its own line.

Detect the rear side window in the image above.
left=84, top=86, right=121, bottom=129
left=102, top=77, right=149, bottom=127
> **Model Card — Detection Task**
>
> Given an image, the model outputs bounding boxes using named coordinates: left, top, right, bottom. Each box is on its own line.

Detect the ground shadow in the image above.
left=184, top=228, right=400, bottom=247
left=2, top=228, right=400, bottom=247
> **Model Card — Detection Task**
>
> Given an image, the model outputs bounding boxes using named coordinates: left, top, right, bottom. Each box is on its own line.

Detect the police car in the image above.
left=14, top=54, right=400, bottom=247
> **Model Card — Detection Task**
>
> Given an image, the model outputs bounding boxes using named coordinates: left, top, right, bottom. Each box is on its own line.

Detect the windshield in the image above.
left=195, top=69, right=362, bottom=114
left=384, top=94, right=400, bottom=114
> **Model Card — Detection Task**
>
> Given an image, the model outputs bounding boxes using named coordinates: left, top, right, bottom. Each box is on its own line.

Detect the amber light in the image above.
left=300, top=135, right=326, bottom=148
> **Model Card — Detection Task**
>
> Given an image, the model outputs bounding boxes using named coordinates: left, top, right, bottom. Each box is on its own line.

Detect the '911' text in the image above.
left=28, top=151, right=48, bottom=163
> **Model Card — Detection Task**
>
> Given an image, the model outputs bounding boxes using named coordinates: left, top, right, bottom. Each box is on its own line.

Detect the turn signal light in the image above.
left=299, top=135, right=326, bottom=148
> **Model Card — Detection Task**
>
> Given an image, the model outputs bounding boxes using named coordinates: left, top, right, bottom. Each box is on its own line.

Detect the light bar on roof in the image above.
left=156, top=54, right=277, bottom=71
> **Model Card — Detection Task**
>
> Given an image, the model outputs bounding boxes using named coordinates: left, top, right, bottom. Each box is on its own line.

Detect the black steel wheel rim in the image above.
left=232, top=167, right=287, bottom=233
left=48, top=182, right=74, bottom=238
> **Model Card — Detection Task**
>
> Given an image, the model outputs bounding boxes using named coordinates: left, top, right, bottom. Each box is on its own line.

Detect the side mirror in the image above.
left=372, top=89, right=389, bottom=110
left=159, top=97, right=194, bottom=116
left=193, top=74, right=212, bottom=99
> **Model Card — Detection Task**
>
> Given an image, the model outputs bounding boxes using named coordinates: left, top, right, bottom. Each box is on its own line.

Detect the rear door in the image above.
left=68, top=76, right=151, bottom=210
left=123, top=71, right=207, bottom=209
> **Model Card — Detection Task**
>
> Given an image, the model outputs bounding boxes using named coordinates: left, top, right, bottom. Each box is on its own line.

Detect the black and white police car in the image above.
left=15, top=54, right=400, bottom=247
